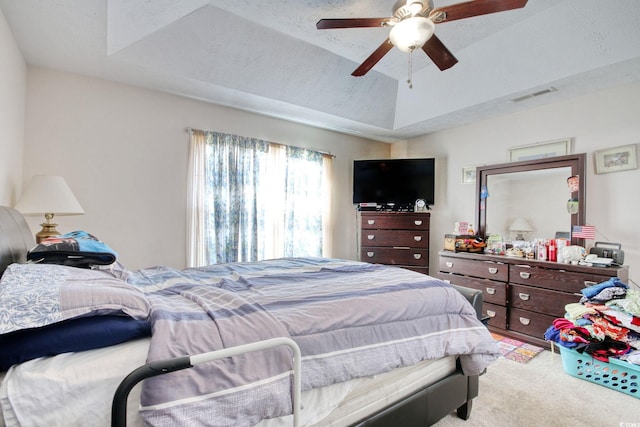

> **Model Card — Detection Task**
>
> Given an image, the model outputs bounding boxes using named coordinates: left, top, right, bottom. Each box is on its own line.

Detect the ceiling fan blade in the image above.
left=422, top=35, right=458, bottom=71
left=352, top=39, right=394, bottom=76
left=316, top=18, right=389, bottom=29
left=433, top=0, right=528, bottom=23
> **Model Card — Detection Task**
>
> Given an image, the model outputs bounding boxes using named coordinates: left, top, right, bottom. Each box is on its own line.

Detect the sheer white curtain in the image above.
left=186, top=129, right=208, bottom=267
left=186, top=129, right=333, bottom=267
left=321, top=155, right=333, bottom=257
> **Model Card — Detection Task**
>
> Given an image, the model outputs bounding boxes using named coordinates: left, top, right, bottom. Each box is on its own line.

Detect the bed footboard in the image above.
left=354, top=369, right=478, bottom=426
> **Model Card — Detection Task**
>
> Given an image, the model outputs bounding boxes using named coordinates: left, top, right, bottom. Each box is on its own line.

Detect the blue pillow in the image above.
left=0, top=315, right=150, bottom=370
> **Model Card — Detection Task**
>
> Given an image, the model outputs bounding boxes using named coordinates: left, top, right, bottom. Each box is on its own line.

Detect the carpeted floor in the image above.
left=432, top=349, right=640, bottom=426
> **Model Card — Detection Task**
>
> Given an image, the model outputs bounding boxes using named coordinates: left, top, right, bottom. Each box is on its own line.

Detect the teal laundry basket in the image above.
left=558, top=345, right=639, bottom=399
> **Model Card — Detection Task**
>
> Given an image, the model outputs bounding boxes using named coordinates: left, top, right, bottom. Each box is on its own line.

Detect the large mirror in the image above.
left=475, top=154, right=586, bottom=246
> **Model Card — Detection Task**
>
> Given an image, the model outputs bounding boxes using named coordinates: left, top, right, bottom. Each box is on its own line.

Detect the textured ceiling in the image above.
left=2, top=0, right=640, bottom=142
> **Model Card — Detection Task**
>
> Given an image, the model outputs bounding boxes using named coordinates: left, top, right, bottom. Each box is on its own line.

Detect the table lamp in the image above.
left=509, top=217, right=533, bottom=241
left=14, top=175, right=85, bottom=243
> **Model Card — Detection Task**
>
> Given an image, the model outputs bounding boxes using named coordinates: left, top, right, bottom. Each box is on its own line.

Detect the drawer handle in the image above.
left=367, top=235, right=375, bottom=240
left=367, top=220, right=375, bottom=225
left=413, top=254, right=422, bottom=260
left=519, top=272, right=531, bottom=279
left=486, top=287, right=496, bottom=295
left=518, top=293, right=530, bottom=301
left=486, top=310, right=496, bottom=317
left=519, top=317, right=531, bottom=326
left=488, top=267, right=498, bottom=274
left=366, top=252, right=375, bottom=258
left=445, top=261, right=453, bottom=268
left=414, top=220, right=423, bottom=226
left=413, top=236, right=422, bottom=242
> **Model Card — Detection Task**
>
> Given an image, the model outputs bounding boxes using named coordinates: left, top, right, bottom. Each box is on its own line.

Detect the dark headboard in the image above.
left=0, top=206, right=35, bottom=276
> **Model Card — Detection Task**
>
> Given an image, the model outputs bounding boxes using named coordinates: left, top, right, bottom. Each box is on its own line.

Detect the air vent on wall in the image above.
left=512, top=87, right=557, bottom=103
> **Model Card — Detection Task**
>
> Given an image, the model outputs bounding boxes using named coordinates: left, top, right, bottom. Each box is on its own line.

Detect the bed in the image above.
left=0, top=205, right=500, bottom=426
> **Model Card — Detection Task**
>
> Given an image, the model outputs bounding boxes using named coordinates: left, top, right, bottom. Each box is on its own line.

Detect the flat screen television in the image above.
left=353, top=158, right=435, bottom=207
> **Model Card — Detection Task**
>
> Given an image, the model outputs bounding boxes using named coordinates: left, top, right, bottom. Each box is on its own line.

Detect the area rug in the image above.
left=491, top=332, right=544, bottom=363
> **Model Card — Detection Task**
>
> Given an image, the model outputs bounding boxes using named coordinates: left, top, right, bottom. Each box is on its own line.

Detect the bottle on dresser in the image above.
left=537, top=239, right=548, bottom=261
left=548, top=239, right=557, bottom=262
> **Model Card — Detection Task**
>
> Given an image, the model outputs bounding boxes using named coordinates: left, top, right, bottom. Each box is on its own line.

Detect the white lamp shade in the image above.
left=15, top=175, right=85, bottom=216
left=389, top=17, right=435, bottom=52
left=509, top=218, right=533, bottom=232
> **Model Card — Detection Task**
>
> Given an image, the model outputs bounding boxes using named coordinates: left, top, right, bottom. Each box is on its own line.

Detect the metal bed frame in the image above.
left=111, top=337, right=302, bottom=427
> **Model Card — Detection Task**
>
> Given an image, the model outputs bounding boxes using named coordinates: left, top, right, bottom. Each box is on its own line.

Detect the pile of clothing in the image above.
left=545, top=277, right=640, bottom=364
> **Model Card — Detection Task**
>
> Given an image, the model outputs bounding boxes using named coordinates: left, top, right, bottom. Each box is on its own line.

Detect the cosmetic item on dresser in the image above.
left=548, top=239, right=557, bottom=262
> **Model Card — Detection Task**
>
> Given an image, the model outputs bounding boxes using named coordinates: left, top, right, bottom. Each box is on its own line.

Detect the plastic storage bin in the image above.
left=558, top=345, right=639, bottom=399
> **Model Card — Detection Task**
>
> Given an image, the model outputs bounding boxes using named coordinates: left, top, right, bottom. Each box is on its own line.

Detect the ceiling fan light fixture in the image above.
left=389, top=17, right=434, bottom=52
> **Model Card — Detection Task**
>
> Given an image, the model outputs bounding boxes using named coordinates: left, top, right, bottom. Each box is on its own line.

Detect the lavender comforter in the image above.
left=122, top=257, right=499, bottom=426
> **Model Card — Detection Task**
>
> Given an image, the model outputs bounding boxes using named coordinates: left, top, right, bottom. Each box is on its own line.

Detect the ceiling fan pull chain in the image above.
left=407, top=50, right=414, bottom=89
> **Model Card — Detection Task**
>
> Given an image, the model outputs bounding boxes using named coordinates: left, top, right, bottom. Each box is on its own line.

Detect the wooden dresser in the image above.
left=437, top=250, right=629, bottom=348
left=360, top=212, right=430, bottom=274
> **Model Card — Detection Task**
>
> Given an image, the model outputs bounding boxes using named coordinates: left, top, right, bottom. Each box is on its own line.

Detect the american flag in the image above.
left=572, top=225, right=596, bottom=239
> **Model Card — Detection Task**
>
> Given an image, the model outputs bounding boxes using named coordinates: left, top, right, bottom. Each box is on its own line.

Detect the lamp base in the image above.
left=35, top=213, right=61, bottom=243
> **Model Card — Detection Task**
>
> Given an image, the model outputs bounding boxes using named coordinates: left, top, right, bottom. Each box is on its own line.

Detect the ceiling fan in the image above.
left=316, top=0, right=528, bottom=77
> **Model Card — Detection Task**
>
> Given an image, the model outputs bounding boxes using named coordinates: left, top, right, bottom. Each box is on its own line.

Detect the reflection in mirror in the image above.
left=475, top=154, right=586, bottom=246
left=486, top=168, right=572, bottom=240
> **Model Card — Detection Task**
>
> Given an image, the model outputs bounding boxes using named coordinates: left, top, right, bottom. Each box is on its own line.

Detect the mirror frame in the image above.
left=475, top=153, right=586, bottom=246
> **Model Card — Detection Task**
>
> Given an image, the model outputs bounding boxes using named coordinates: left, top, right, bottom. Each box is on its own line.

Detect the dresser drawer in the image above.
left=402, top=266, right=430, bottom=275
left=361, top=247, right=428, bottom=266
left=509, top=284, right=580, bottom=318
left=484, top=303, right=507, bottom=330
left=361, top=213, right=430, bottom=230
left=437, top=273, right=507, bottom=306
left=439, top=257, right=508, bottom=282
left=508, top=308, right=556, bottom=339
left=510, top=264, right=611, bottom=293
left=362, top=230, right=429, bottom=248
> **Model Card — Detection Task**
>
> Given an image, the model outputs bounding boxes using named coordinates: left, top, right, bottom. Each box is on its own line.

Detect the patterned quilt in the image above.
left=122, top=257, right=500, bottom=426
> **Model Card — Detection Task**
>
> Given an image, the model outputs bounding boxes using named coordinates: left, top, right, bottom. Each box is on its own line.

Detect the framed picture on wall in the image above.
left=594, top=144, right=638, bottom=174
left=508, top=138, right=571, bottom=162
left=462, top=166, right=476, bottom=184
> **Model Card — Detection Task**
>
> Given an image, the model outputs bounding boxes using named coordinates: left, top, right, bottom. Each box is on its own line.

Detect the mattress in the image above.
left=0, top=338, right=455, bottom=427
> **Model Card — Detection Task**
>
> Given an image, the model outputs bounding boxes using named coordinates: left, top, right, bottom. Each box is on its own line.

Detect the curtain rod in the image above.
left=186, top=127, right=336, bottom=158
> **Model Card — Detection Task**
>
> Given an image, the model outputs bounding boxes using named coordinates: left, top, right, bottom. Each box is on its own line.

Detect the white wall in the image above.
left=0, top=8, right=26, bottom=205
left=406, top=81, right=640, bottom=285
left=23, top=67, right=389, bottom=269
left=13, top=56, right=639, bottom=284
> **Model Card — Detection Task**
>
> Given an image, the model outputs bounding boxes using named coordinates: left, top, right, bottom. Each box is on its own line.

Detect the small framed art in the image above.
left=462, top=166, right=476, bottom=184
left=508, top=138, right=571, bottom=162
left=594, top=144, right=638, bottom=174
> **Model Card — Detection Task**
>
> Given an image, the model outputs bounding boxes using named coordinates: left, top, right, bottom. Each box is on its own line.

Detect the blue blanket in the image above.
left=26, top=230, right=117, bottom=267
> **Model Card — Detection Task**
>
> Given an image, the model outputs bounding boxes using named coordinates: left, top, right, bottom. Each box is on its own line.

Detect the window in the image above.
left=187, top=130, right=332, bottom=266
